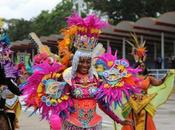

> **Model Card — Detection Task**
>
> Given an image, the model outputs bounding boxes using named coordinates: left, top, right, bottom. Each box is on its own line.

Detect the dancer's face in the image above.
left=77, top=57, right=91, bottom=74
left=59, top=48, right=68, bottom=58
left=138, top=63, right=148, bottom=75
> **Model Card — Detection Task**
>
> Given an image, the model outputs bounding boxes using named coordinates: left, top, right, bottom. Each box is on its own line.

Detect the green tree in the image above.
left=6, top=0, right=73, bottom=41
left=6, top=19, right=33, bottom=41
left=31, top=0, right=73, bottom=36
left=85, top=0, right=175, bottom=24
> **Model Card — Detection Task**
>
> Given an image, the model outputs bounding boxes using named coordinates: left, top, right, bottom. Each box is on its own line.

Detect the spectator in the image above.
left=156, top=56, right=162, bottom=69
left=167, top=57, right=172, bottom=68
left=171, top=56, right=175, bottom=68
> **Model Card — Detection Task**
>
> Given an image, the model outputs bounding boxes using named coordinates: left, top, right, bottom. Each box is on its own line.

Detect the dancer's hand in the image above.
left=120, top=119, right=133, bottom=126
left=161, top=73, right=168, bottom=83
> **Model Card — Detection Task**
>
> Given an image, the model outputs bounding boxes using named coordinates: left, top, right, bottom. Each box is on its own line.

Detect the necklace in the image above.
left=76, top=73, right=90, bottom=87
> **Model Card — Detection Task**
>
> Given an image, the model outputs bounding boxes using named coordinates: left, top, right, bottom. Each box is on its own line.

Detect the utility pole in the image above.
left=72, top=0, right=87, bottom=16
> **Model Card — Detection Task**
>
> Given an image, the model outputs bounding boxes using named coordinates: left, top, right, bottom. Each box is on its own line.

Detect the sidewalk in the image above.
left=19, top=112, right=49, bottom=130
left=19, top=93, right=175, bottom=130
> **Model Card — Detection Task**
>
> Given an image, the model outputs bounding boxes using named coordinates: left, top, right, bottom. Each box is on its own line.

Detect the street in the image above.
left=19, top=92, right=175, bottom=130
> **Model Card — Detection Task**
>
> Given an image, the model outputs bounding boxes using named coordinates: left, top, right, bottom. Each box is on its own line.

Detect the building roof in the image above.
left=11, top=34, right=63, bottom=50
left=11, top=11, right=175, bottom=50
left=100, top=11, right=175, bottom=45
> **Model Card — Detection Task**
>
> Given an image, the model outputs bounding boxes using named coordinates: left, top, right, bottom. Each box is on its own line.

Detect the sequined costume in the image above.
left=63, top=73, right=102, bottom=129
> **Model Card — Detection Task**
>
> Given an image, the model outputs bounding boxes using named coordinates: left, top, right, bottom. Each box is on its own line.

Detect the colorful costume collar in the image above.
left=95, top=47, right=140, bottom=107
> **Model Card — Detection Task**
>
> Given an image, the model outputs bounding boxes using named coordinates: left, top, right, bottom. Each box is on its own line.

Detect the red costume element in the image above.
left=66, top=99, right=102, bottom=128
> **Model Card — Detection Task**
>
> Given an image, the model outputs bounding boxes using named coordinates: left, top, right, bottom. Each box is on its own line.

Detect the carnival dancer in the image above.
left=0, top=21, right=22, bottom=130
left=95, top=45, right=143, bottom=130
left=22, top=13, right=143, bottom=130
left=120, top=34, right=175, bottom=130
left=4, top=62, right=22, bottom=130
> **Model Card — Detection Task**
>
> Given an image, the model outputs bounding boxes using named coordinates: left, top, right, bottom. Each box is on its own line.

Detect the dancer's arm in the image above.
left=5, top=78, right=22, bottom=96
left=149, top=74, right=167, bottom=86
left=98, top=101, right=132, bottom=126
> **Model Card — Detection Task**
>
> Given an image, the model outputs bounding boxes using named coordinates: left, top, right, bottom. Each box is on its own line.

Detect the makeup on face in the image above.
left=77, top=57, right=91, bottom=74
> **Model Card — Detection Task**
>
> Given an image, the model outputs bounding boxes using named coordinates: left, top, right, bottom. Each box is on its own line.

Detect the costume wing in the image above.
left=22, top=62, right=73, bottom=120
left=112, top=95, right=127, bottom=130
left=63, top=67, right=72, bottom=86
left=148, top=70, right=175, bottom=109
left=29, top=32, right=51, bottom=55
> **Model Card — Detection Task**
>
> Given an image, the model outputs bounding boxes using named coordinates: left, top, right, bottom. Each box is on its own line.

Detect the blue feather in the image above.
left=0, top=32, right=11, bottom=45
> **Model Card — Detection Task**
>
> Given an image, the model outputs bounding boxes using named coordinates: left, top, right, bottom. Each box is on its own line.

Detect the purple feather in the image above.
left=2, top=60, right=18, bottom=78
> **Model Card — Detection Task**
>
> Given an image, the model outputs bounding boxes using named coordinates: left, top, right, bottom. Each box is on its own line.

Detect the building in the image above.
left=11, top=11, right=175, bottom=69
left=11, top=34, right=63, bottom=63
left=99, top=11, right=175, bottom=69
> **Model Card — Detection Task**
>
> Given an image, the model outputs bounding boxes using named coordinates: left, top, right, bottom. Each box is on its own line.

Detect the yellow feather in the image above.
left=37, top=83, right=43, bottom=93
left=0, top=18, right=4, bottom=28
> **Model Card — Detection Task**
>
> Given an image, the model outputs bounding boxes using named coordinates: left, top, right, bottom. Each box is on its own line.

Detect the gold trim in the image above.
left=129, top=93, right=157, bottom=114
left=145, top=103, right=156, bottom=117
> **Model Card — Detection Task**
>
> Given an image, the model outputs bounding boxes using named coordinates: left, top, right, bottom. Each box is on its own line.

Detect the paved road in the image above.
left=18, top=93, right=175, bottom=130
left=154, top=92, right=175, bottom=130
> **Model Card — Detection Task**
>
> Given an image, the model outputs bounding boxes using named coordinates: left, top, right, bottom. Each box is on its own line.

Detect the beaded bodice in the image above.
left=71, top=74, right=98, bottom=99
left=66, top=74, right=102, bottom=128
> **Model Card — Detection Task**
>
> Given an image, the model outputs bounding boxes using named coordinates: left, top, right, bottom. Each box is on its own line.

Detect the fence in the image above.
left=148, top=69, right=169, bottom=79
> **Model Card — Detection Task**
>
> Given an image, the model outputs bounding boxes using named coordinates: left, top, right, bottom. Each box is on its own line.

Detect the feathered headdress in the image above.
left=0, top=18, right=11, bottom=46
left=0, top=20, right=12, bottom=61
left=67, top=13, right=108, bottom=51
left=95, top=47, right=117, bottom=69
left=0, top=21, right=17, bottom=78
left=57, top=26, right=76, bottom=67
left=0, top=31, right=11, bottom=56
left=127, top=33, right=147, bottom=63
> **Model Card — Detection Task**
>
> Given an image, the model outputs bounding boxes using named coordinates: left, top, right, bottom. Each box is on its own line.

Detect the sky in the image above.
left=0, top=0, right=61, bottom=20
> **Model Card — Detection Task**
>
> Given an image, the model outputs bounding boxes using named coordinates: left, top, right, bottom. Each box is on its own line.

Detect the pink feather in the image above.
left=49, top=114, right=62, bottom=130
left=22, top=61, right=73, bottom=120
left=84, top=14, right=108, bottom=29
left=96, top=47, right=141, bottom=106
left=67, top=12, right=84, bottom=27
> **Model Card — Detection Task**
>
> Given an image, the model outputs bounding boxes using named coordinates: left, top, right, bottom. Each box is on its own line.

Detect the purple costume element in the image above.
left=1, top=60, right=18, bottom=79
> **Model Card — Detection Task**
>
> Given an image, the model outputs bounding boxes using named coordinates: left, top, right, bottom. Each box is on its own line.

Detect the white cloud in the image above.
left=0, top=0, right=61, bottom=20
